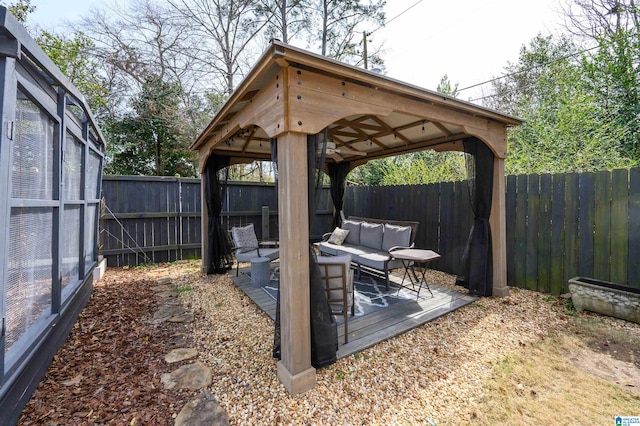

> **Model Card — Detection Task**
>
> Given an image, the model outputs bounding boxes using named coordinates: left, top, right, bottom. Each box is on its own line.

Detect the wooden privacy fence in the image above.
left=101, top=176, right=334, bottom=267
left=346, top=167, right=640, bottom=294
left=101, top=176, right=202, bottom=266
left=100, top=167, right=640, bottom=294
left=506, top=168, right=640, bottom=294
left=344, top=182, right=473, bottom=276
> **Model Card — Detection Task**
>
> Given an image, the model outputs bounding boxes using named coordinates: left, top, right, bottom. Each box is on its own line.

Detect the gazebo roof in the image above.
left=192, top=40, right=522, bottom=171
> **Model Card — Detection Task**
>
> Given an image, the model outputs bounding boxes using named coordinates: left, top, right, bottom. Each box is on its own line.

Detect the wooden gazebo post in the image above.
left=275, top=131, right=316, bottom=393
left=491, top=156, right=509, bottom=297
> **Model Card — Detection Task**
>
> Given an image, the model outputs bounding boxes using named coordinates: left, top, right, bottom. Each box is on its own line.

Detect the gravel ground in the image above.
left=161, top=261, right=578, bottom=425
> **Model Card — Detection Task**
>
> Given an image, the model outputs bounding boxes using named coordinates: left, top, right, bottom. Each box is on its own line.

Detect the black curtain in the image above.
left=456, top=137, right=494, bottom=296
left=307, top=132, right=338, bottom=367
left=271, top=139, right=282, bottom=360
left=204, top=154, right=233, bottom=274
left=327, top=161, right=350, bottom=229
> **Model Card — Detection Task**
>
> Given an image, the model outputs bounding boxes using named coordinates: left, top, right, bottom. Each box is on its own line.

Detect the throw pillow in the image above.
left=327, top=227, right=350, bottom=245
left=232, top=224, right=259, bottom=253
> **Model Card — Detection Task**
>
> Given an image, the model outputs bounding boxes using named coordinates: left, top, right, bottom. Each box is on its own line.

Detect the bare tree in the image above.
left=255, top=0, right=311, bottom=43
left=314, top=0, right=386, bottom=65
left=167, top=0, right=268, bottom=95
left=562, top=0, right=639, bottom=39
left=76, top=0, right=204, bottom=108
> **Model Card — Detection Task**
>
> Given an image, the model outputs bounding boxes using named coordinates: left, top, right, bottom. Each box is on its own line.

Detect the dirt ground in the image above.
left=569, top=315, right=640, bottom=394
left=17, top=261, right=640, bottom=425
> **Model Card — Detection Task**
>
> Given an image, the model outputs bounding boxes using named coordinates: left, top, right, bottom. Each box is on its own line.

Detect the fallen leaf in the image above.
left=61, top=374, right=84, bottom=386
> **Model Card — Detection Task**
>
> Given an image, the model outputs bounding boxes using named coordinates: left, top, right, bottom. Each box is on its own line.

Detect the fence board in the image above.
left=630, top=169, right=640, bottom=289
left=505, top=175, right=516, bottom=284
left=449, top=181, right=465, bottom=273
left=526, top=174, right=540, bottom=291
left=550, top=174, right=565, bottom=294
left=438, top=181, right=454, bottom=273
left=537, top=174, right=552, bottom=293
left=610, top=169, right=629, bottom=285
left=422, top=183, right=440, bottom=253
left=578, top=172, right=595, bottom=278
left=593, top=171, right=611, bottom=281
left=513, top=175, right=528, bottom=287
left=563, top=173, right=579, bottom=285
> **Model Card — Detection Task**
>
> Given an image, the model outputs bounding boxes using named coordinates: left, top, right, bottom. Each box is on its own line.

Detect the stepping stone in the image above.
left=148, top=305, right=186, bottom=324
left=161, top=361, right=212, bottom=390
left=156, top=291, right=178, bottom=299
left=152, top=285, right=171, bottom=293
left=170, top=332, right=189, bottom=348
left=165, top=348, right=198, bottom=364
left=157, top=277, right=173, bottom=286
left=175, top=390, right=229, bottom=426
left=169, top=311, right=194, bottom=323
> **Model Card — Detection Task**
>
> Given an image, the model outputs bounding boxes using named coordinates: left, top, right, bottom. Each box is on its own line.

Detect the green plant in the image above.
left=175, top=285, right=194, bottom=294
left=563, top=299, right=577, bottom=316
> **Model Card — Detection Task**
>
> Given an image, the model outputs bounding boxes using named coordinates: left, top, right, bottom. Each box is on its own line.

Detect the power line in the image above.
left=367, top=0, right=423, bottom=36
left=458, top=44, right=600, bottom=93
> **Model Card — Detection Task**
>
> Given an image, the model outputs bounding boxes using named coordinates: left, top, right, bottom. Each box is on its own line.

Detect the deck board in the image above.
left=230, top=267, right=476, bottom=359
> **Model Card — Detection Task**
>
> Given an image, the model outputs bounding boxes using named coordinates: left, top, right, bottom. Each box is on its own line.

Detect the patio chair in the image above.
left=316, top=254, right=355, bottom=344
left=230, top=224, right=279, bottom=276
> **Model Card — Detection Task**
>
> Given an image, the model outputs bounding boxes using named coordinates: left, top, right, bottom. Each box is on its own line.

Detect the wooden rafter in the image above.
left=432, top=121, right=453, bottom=136
left=368, top=116, right=412, bottom=145
left=240, top=127, right=257, bottom=153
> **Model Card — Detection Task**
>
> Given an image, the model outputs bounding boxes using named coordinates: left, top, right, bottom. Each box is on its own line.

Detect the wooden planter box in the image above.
left=568, top=277, right=640, bottom=324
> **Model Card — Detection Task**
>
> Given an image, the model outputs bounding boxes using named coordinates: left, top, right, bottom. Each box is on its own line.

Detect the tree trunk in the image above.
left=281, top=0, right=288, bottom=43
left=321, top=0, right=328, bottom=56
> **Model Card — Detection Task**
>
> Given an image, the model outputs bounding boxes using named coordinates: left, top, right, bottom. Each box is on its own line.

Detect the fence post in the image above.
left=262, top=205, right=270, bottom=240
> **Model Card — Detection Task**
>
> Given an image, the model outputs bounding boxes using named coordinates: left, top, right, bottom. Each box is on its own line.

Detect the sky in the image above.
left=28, top=0, right=566, bottom=102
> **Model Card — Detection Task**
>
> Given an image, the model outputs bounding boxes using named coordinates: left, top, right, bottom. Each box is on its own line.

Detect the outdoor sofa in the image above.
left=317, top=216, right=419, bottom=290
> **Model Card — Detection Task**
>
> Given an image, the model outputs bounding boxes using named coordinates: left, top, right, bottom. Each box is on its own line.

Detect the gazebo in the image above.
left=192, top=41, right=522, bottom=394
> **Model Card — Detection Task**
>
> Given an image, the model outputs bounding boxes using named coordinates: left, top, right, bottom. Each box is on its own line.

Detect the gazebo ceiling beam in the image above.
left=368, top=116, right=412, bottom=145
left=335, top=118, right=384, bottom=132
left=341, top=121, right=388, bottom=150
left=240, top=127, right=257, bottom=153
left=348, top=133, right=467, bottom=168
left=432, top=121, right=453, bottom=136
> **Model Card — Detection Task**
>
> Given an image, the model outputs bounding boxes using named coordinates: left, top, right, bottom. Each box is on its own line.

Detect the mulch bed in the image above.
left=18, top=267, right=196, bottom=425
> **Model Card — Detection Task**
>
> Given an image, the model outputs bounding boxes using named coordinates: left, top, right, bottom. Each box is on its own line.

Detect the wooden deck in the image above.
left=231, top=266, right=477, bottom=359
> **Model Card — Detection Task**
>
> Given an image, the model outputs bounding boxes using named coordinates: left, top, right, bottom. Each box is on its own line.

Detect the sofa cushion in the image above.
left=232, top=224, right=259, bottom=253
left=382, top=224, right=412, bottom=251
left=358, top=250, right=392, bottom=270
left=318, top=241, right=339, bottom=256
left=327, top=227, right=350, bottom=245
left=360, top=222, right=383, bottom=250
left=335, top=244, right=370, bottom=258
left=235, top=247, right=279, bottom=262
left=342, top=220, right=361, bottom=245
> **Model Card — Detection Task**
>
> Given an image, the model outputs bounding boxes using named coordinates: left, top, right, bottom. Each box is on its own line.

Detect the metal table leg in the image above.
left=398, top=259, right=433, bottom=299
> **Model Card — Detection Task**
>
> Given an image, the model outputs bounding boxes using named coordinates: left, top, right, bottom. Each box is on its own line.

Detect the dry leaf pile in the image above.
left=19, top=268, right=196, bottom=425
